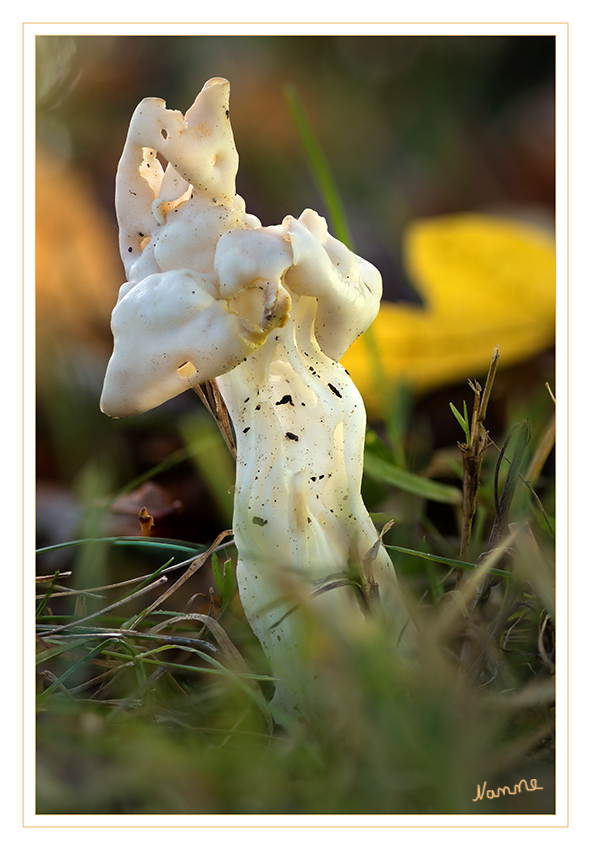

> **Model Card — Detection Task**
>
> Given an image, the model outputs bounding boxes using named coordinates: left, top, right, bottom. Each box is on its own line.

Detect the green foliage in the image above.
left=449, top=399, right=471, bottom=446
left=36, top=373, right=556, bottom=815
left=364, top=442, right=462, bottom=505
left=211, top=552, right=235, bottom=608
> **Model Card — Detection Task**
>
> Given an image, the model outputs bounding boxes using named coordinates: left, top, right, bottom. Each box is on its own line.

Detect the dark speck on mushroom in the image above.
left=276, top=394, right=294, bottom=407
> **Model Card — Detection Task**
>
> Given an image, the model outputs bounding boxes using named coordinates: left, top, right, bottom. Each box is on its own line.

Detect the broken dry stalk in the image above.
left=457, top=346, right=500, bottom=561
left=193, top=380, right=236, bottom=458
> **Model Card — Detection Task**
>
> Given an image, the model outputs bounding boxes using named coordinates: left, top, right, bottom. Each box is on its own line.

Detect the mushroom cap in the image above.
left=100, top=267, right=292, bottom=418
left=102, top=83, right=382, bottom=418
left=116, top=78, right=239, bottom=280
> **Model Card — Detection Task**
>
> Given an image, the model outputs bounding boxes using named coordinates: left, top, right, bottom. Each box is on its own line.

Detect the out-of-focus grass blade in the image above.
left=38, top=639, right=114, bottom=698
left=106, top=445, right=192, bottom=507
left=36, top=571, right=61, bottom=617
left=133, top=557, right=174, bottom=592
left=212, top=553, right=236, bottom=604
left=36, top=536, right=208, bottom=556
left=180, top=414, right=235, bottom=526
left=284, top=81, right=393, bottom=430
left=36, top=638, right=90, bottom=666
left=363, top=451, right=462, bottom=505
left=283, top=82, right=353, bottom=249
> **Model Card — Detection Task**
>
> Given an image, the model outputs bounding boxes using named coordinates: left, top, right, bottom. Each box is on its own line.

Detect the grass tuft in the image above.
left=36, top=354, right=555, bottom=814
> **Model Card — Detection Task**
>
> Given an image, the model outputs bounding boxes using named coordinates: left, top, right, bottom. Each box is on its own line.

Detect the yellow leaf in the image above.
left=342, top=213, right=555, bottom=416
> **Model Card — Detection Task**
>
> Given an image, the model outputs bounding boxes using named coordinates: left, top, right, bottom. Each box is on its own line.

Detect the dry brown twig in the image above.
left=193, top=379, right=236, bottom=458
left=457, top=346, right=500, bottom=562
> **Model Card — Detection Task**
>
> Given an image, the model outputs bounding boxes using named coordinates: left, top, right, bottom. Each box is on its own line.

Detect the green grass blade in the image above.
left=35, top=571, right=61, bottom=618
left=385, top=544, right=510, bottom=579
left=132, top=557, right=174, bottom=593
left=181, top=416, right=235, bottom=526
left=36, top=536, right=208, bottom=556
left=211, top=551, right=223, bottom=594
left=283, top=82, right=353, bottom=249
left=284, top=81, right=395, bottom=430
left=449, top=401, right=470, bottom=444
left=35, top=638, right=90, bottom=666
left=106, top=445, right=192, bottom=507
left=38, top=639, right=114, bottom=698
left=363, top=451, right=462, bottom=505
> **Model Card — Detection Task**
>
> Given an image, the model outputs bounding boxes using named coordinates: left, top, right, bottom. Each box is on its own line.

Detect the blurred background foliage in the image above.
left=35, top=34, right=556, bottom=816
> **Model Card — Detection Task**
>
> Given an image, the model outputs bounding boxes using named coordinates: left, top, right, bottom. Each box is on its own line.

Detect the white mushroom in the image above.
left=101, top=78, right=409, bottom=719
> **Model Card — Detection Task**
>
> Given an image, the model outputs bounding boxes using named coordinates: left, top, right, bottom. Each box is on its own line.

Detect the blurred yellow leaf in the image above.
left=342, top=213, right=555, bottom=416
